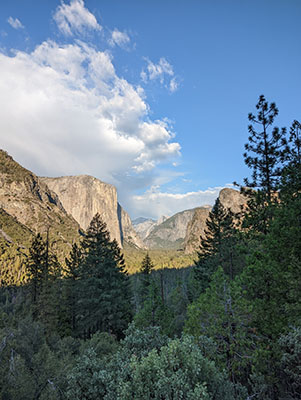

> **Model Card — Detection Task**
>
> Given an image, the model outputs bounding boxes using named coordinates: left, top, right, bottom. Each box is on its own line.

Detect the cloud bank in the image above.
left=0, top=0, right=223, bottom=220
left=0, top=40, right=180, bottom=183
left=130, top=186, right=227, bottom=219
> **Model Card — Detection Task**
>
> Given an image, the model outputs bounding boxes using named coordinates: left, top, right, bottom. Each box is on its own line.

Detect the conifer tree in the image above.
left=193, top=198, right=238, bottom=291
left=243, top=95, right=286, bottom=198
left=281, top=119, right=301, bottom=197
left=241, top=95, right=287, bottom=234
left=25, top=232, right=61, bottom=330
left=77, top=213, right=132, bottom=338
left=63, top=242, right=83, bottom=335
left=140, top=253, right=154, bottom=275
left=139, top=253, right=154, bottom=305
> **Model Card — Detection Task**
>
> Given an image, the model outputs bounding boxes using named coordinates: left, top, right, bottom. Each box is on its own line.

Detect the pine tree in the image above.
left=281, top=119, right=301, bottom=197
left=63, top=242, right=83, bottom=335
left=193, top=198, right=238, bottom=291
left=241, top=95, right=287, bottom=234
left=244, top=95, right=286, bottom=199
left=140, top=253, right=154, bottom=275
left=25, top=232, right=61, bottom=330
left=138, top=253, right=154, bottom=306
left=77, top=213, right=132, bottom=338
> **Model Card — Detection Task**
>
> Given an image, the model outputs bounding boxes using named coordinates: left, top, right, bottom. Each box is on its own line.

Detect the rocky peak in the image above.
left=144, top=209, right=196, bottom=250
left=218, top=187, right=247, bottom=214
left=183, top=188, right=247, bottom=253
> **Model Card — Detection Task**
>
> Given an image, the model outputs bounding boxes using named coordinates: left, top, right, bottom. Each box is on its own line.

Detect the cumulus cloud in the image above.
left=53, top=0, right=102, bottom=36
left=0, top=39, right=180, bottom=192
left=109, top=29, right=130, bottom=48
left=141, top=57, right=179, bottom=92
left=7, top=17, right=24, bottom=30
left=130, top=186, right=230, bottom=219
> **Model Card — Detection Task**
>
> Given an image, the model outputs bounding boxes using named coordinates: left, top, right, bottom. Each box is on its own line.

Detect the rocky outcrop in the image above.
left=0, top=150, right=80, bottom=259
left=219, top=188, right=247, bottom=214
left=41, top=175, right=122, bottom=246
left=133, top=217, right=166, bottom=241
left=41, top=175, right=145, bottom=249
left=183, top=207, right=211, bottom=253
left=118, top=205, right=146, bottom=249
left=0, top=208, right=33, bottom=248
left=183, top=188, right=247, bottom=253
left=144, top=209, right=196, bottom=250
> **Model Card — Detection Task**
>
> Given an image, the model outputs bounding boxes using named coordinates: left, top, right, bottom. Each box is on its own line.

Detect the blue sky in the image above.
left=0, top=0, right=300, bottom=219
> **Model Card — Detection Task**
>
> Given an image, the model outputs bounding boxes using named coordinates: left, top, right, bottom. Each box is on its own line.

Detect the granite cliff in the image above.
left=141, top=188, right=247, bottom=253
left=183, top=207, right=212, bottom=253
left=183, top=188, right=247, bottom=253
left=144, top=209, right=197, bottom=250
left=41, top=175, right=145, bottom=249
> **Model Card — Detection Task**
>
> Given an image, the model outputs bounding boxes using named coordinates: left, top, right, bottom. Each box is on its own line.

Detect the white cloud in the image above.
left=141, top=57, right=179, bottom=92
left=130, top=186, right=229, bottom=219
left=53, top=0, right=102, bottom=36
left=0, top=40, right=180, bottom=199
left=7, top=17, right=24, bottom=30
left=109, top=29, right=130, bottom=48
left=169, top=77, right=179, bottom=93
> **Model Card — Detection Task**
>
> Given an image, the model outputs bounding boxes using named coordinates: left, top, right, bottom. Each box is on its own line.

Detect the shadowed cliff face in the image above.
left=41, top=175, right=145, bottom=249
left=118, top=203, right=146, bottom=249
left=0, top=150, right=80, bottom=259
left=183, top=207, right=211, bottom=254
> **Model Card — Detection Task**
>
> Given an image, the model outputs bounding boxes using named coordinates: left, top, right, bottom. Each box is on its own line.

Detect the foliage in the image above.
left=191, top=198, right=246, bottom=300
left=76, top=213, right=132, bottom=338
left=123, top=247, right=195, bottom=274
left=185, top=268, right=257, bottom=386
left=241, top=95, right=287, bottom=234
left=243, top=94, right=286, bottom=196
left=278, top=326, right=301, bottom=399
left=134, top=279, right=175, bottom=336
left=0, top=317, right=75, bottom=400
left=67, top=328, right=246, bottom=400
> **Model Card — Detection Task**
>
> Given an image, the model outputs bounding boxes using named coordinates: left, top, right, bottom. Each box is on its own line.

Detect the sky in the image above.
left=0, top=0, right=300, bottom=219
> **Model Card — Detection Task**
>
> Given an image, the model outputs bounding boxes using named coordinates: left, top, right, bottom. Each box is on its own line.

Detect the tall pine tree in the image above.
left=193, top=198, right=238, bottom=293
left=25, top=231, right=61, bottom=331
left=76, top=213, right=132, bottom=338
left=241, top=95, right=287, bottom=234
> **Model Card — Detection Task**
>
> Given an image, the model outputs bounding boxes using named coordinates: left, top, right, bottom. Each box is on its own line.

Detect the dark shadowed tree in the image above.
left=239, top=95, right=287, bottom=235
left=76, top=213, right=132, bottom=338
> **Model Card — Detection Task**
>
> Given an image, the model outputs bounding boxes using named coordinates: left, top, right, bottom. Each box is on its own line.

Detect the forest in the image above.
left=0, top=95, right=300, bottom=399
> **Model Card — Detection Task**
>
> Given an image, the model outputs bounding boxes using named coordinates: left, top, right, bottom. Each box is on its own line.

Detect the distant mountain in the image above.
left=132, top=217, right=156, bottom=225
left=142, top=188, right=247, bottom=253
left=41, top=175, right=145, bottom=249
left=144, top=209, right=197, bottom=250
left=132, top=217, right=158, bottom=241
left=183, top=188, right=247, bottom=253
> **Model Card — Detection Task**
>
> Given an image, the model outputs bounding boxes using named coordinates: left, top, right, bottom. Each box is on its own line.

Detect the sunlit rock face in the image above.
left=0, top=150, right=80, bottom=259
left=41, top=175, right=145, bottom=249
